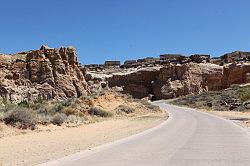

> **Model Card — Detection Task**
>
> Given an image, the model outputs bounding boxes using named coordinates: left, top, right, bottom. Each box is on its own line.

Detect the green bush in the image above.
left=88, top=107, right=113, bottom=117
left=239, top=88, right=250, bottom=102
left=3, top=108, right=37, bottom=130
left=18, top=100, right=30, bottom=108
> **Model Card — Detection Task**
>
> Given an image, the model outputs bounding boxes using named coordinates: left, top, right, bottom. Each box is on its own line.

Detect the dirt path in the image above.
left=0, top=116, right=166, bottom=166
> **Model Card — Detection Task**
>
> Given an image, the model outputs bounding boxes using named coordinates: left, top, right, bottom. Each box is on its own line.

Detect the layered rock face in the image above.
left=0, top=46, right=89, bottom=103
left=107, top=63, right=250, bottom=100
left=108, top=68, right=160, bottom=98
left=222, top=63, right=250, bottom=87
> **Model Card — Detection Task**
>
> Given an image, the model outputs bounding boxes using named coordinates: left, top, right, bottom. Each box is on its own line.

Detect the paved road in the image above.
left=41, top=101, right=250, bottom=166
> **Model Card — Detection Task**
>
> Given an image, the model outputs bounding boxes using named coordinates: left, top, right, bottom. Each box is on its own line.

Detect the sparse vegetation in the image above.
left=48, top=102, right=64, bottom=114
left=63, top=107, right=77, bottom=116
left=144, top=104, right=161, bottom=112
left=171, top=85, right=250, bottom=112
left=88, top=107, right=113, bottom=117
left=115, top=105, right=135, bottom=114
left=3, top=108, right=37, bottom=130
left=239, top=87, right=250, bottom=102
left=0, top=90, right=163, bottom=130
left=51, top=113, right=67, bottom=126
left=18, top=100, right=30, bottom=108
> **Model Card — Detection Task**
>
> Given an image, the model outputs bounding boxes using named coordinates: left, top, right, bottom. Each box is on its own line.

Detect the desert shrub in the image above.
left=33, top=104, right=48, bottom=114
left=116, top=105, right=135, bottom=114
left=128, top=98, right=142, bottom=103
left=63, top=107, right=77, bottom=116
left=88, top=107, right=113, bottom=117
left=34, top=95, right=44, bottom=104
left=30, top=99, right=49, bottom=110
left=80, top=95, right=91, bottom=101
left=61, top=99, right=74, bottom=107
left=66, top=115, right=78, bottom=123
left=0, top=110, right=4, bottom=121
left=239, top=87, right=250, bottom=102
left=145, top=104, right=161, bottom=112
left=4, top=103, right=17, bottom=112
left=48, top=103, right=64, bottom=114
left=51, top=113, right=67, bottom=126
left=3, top=108, right=37, bottom=130
left=0, top=97, right=3, bottom=105
left=78, top=112, right=86, bottom=117
left=74, top=98, right=82, bottom=104
left=36, top=113, right=51, bottom=125
left=18, top=100, right=30, bottom=108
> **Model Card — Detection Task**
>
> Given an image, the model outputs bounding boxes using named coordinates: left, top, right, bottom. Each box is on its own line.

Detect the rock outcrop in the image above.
left=107, top=63, right=250, bottom=100
left=0, top=45, right=89, bottom=103
left=108, top=68, right=160, bottom=98
left=222, top=63, right=250, bottom=87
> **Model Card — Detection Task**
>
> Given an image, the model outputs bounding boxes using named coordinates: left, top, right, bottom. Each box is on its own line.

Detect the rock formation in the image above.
left=108, top=68, right=160, bottom=98
left=0, top=45, right=89, bottom=103
left=107, top=63, right=250, bottom=100
left=1, top=46, right=250, bottom=103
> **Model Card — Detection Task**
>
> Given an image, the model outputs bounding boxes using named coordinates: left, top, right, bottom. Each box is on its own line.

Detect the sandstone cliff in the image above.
left=107, top=63, right=250, bottom=100
left=0, top=45, right=89, bottom=103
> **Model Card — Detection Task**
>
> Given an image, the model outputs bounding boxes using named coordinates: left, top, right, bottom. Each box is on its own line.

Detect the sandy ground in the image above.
left=0, top=115, right=166, bottom=166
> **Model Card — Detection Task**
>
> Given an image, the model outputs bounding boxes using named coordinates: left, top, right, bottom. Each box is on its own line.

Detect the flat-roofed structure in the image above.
left=124, top=60, right=137, bottom=65
left=159, top=54, right=183, bottom=61
left=104, top=61, right=121, bottom=66
left=137, top=57, right=158, bottom=63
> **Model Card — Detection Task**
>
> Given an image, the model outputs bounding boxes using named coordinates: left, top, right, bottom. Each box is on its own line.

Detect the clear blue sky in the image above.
left=1, top=0, right=250, bottom=64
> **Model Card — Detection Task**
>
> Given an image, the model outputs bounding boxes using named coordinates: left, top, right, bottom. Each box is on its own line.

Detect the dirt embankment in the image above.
left=0, top=91, right=167, bottom=165
left=0, top=116, right=166, bottom=166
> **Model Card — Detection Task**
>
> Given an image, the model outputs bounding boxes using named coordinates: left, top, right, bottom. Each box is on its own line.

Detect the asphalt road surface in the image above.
left=41, top=101, right=250, bottom=166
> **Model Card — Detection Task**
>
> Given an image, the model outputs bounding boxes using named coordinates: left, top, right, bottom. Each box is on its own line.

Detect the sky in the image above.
left=0, top=0, right=250, bottom=64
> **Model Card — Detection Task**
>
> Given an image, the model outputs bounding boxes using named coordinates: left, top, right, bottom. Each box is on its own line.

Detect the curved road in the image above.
left=41, top=101, right=250, bottom=166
